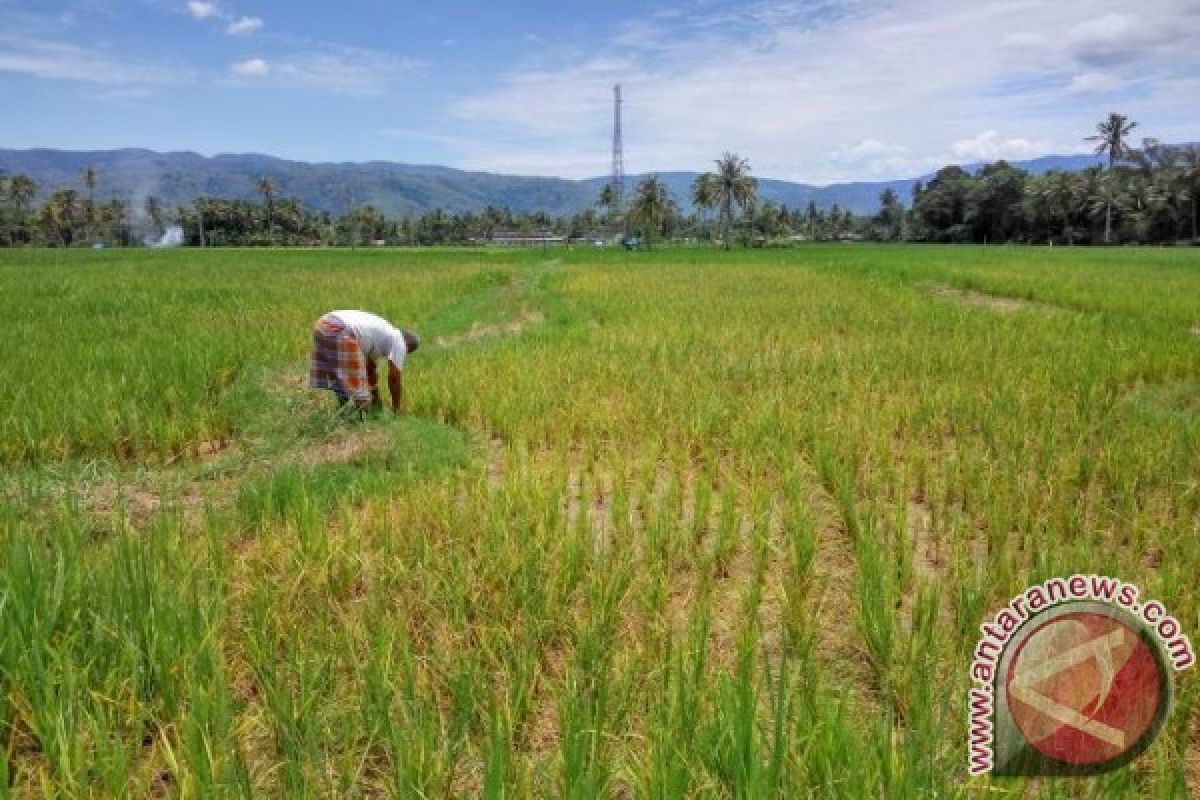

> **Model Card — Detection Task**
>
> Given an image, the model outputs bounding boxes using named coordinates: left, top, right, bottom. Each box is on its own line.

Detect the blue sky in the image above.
left=1, top=0, right=1198, bottom=183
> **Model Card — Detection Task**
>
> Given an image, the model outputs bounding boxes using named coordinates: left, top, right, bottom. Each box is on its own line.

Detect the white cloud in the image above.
left=833, top=139, right=909, bottom=160
left=1065, top=73, right=1122, bottom=94
left=442, top=0, right=1200, bottom=182
left=950, top=131, right=1056, bottom=162
left=828, top=139, right=943, bottom=179
left=186, top=2, right=265, bottom=37
left=186, top=1, right=220, bottom=21
left=0, top=35, right=179, bottom=85
left=1013, top=8, right=1200, bottom=68
left=227, top=48, right=420, bottom=96
left=230, top=57, right=269, bottom=77
left=1066, top=14, right=1169, bottom=66
left=227, top=16, right=263, bottom=35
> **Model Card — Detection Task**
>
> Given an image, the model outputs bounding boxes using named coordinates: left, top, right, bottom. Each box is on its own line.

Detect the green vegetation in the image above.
left=692, top=153, right=759, bottom=249
left=5, top=115, right=1197, bottom=248
left=1, top=245, right=1198, bottom=796
left=626, top=176, right=681, bottom=247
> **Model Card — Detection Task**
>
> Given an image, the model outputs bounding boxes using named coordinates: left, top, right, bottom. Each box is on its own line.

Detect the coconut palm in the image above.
left=1084, top=170, right=1129, bottom=240
left=876, top=187, right=905, bottom=241
left=9, top=174, right=37, bottom=245
left=710, top=152, right=757, bottom=249
left=627, top=176, right=677, bottom=248
left=82, top=166, right=97, bottom=241
left=1086, top=113, right=1137, bottom=243
left=256, top=176, right=276, bottom=244
left=144, top=195, right=165, bottom=238
left=1024, top=176, right=1054, bottom=244
left=804, top=201, right=820, bottom=240
left=597, top=183, right=616, bottom=213
left=691, top=172, right=718, bottom=240
left=95, top=196, right=131, bottom=246
left=194, top=198, right=210, bottom=247
left=1038, top=170, right=1078, bottom=245
left=42, top=189, right=80, bottom=246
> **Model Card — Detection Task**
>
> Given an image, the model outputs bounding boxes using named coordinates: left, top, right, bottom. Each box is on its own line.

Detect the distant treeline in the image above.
left=3, top=114, right=1196, bottom=248
left=900, top=140, right=1200, bottom=245
left=0, top=176, right=868, bottom=248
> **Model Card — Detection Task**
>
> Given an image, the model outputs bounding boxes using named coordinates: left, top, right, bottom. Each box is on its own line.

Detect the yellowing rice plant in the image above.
left=0, top=244, right=1197, bottom=797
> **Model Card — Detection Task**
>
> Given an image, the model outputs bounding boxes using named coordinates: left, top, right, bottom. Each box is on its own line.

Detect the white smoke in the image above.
left=147, top=225, right=184, bottom=248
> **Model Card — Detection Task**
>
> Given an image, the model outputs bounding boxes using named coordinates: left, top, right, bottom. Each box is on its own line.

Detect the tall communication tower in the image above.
left=610, top=84, right=625, bottom=211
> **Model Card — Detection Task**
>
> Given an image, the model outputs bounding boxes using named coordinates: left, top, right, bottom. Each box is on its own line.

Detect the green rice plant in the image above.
left=2, top=244, right=1199, bottom=795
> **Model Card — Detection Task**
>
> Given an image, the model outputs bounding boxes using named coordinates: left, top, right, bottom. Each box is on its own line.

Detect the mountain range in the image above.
left=0, top=148, right=1107, bottom=217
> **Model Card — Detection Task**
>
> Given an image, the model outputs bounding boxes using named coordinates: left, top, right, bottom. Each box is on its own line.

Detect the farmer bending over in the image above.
left=309, top=310, right=419, bottom=414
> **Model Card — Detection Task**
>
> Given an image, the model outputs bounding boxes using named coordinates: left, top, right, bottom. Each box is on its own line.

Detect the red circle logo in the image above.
left=1005, top=610, right=1164, bottom=766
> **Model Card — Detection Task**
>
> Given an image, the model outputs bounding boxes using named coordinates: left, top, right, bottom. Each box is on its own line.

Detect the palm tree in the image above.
left=877, top=187, right=904, bottom=241
left=829, top=203, right=843, bottom=238
left=43, top=189, right=80, bottom=246
left=804, top=201, right=820, bottom=240
left=144, top=195, right=164, bottom=237
left=628, top=176, right=676, bottom=248
left=194, top=198, right=209, bottom=247
left=1086, top=112, right=1137, bottom=244
left=114, top=197, right=131, bottom=246
left=691, top=173, right=718, bottom=241
left=597, top=183, right=616, bottom=213
left=9, top=174, right=37, bottom=245
left=711, top=152, right=757, bottom=249
left=256, top=176, right=276, bottom=244
left=82, top=166, right=97, bottom=241
left=1024, top=177, right=1053, bottom=244
left=1039, top=171, right=1077, bottom=245
left=1085, top=170, right=1128, bottom=242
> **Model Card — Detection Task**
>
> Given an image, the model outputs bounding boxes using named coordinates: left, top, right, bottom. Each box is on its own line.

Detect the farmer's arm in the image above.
left=388, top=361, right=404, bottom=413
left=366, top=360, right=382, bottom=409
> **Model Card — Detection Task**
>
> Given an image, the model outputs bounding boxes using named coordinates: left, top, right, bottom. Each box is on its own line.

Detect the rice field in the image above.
left=1, top=244, right=1198, bottom=798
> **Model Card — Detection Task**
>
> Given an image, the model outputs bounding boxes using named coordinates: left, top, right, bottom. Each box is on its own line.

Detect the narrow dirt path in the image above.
left=922, top=282, right=1067, bottom=315
left=434, top=310, right=544, bottom=348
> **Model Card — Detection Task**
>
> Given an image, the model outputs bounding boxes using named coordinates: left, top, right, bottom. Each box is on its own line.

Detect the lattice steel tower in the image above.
left=611, top=84, right=625, bottom=210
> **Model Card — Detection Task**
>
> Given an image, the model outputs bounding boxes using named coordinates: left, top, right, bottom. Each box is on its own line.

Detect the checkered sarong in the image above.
left=309, top=314, right=369, bottom=403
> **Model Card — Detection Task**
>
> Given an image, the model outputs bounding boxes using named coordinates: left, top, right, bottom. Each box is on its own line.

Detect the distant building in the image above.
left=489, top=229, right=566, bottom=246
left=583, top=227, right=625, bottom=247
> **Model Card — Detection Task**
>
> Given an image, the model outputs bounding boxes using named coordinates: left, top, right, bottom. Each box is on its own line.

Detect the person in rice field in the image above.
left=309, top=310, right=419, bottom=415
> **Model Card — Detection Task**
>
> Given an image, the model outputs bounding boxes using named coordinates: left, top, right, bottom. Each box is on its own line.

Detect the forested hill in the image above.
left=0, top=147, right=1105, bottom=216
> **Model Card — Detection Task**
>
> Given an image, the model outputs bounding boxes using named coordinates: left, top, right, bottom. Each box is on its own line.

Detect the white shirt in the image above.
left=330, top=310, right=407, bottom=367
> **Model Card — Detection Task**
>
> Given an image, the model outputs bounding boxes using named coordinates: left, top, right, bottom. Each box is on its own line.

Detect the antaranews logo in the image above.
left=967, top=575, right=1194, bottom=776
